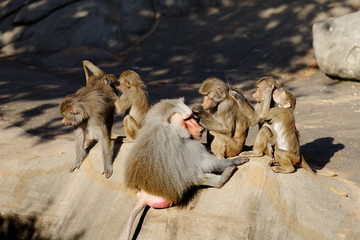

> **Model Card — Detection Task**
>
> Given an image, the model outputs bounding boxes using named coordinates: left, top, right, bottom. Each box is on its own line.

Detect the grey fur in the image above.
left=124, top=98, right=248, bottom=204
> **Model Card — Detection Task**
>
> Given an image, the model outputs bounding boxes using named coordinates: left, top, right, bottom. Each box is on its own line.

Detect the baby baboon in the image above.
left=115, top=70, right=149, bottom=142
left=260, top=88, right=347, bottom=197
left=123, top=98, right=249, bottom=240
left=198, top=77, right=253, bottom=158
left=60, top=81, right=117, bottom=178
left=260, top=87, right=298, bottom=170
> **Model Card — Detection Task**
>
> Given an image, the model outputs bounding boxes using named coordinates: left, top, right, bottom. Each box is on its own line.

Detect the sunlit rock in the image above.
left=313, top=11, right=360, bottom=80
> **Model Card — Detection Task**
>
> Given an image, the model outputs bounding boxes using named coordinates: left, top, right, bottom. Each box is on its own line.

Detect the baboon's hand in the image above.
left=231, top=156, right=249, bottom=166
left=103, top=165, right=113, bottom=178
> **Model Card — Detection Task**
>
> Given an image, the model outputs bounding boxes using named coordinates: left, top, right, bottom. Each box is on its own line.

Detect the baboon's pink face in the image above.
left=119, top=81, right=127, bottom=93
left=252, top=86, right=264, bottom=103
left=253, top=82, right=275, bottom=103
left=170, top=112, right=204, bottom=140
left=201, top=95, right=216, bottom=110
left=184, top=116, right=203, bottom=140
left=62, top=117, right=72, bottom=126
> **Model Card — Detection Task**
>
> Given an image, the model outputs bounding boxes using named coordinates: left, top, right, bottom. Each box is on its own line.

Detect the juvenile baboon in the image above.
left=239, top=76, right=279, bottom=157
left=198, top=77, right=252, bottom=158
left=81, top=60, right=119, bottom=147
left=123, top=98, right=249, bottom=240
left=60, top=81, right=117, bottom=178
left=260, top=88, right=347, bottom=197
left=115, top=70, right=149, bottom=142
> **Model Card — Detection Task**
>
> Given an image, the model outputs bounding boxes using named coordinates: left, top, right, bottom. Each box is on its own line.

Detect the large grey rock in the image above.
left=157, top=0, right=233, bottom=16
left=120, top=0, right=155, bottom=33
left=13, top=0, right=76, bottom=24
left=0, top=0, right=28, bottom=21
left=0, top=0, right=228, bottom=58
left=313, top=11, right=360, bottom=80
left=0, top=0, right=156, bottom=56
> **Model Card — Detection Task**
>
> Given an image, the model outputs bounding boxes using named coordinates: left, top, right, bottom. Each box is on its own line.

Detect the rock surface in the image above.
left=0, top=120, right=358, bottom=240
left=313, top=11, right=360, bottom=80
left=0, top=0, right=228, bottom=58
left=0, top=0, right=156, bottom=55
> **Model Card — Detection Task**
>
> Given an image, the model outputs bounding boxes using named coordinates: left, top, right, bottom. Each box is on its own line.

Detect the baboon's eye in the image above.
left=70, top=109, right=79, bottom=115
left=184, top=114, right=194, bottom=121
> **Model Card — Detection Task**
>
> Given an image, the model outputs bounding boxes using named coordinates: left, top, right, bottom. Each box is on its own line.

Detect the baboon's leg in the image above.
left=70, top=126, right=87, bottom=172
left=271, top=149, right=296, bottom=174
left=123, top=115, right=140, bottom=142
left=240, top=126, right=272, bottom=157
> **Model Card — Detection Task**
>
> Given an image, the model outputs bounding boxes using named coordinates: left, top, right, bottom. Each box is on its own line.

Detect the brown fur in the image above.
left=261, top=89, right=347, bottom=197
left=83, top=60, right=119, bottom=89
left=261, top=96, right=300, bottom=172
left=124, top=98, right=249, bottom=204
left=251, top=76, right=280, bottom=125
left=60, top=81, right=117, bottom=178
left=198, top=77, right=251, bottom=158
left=115, top=70, right=149, bottom=142
left=240, top=76, right=279, bottom=157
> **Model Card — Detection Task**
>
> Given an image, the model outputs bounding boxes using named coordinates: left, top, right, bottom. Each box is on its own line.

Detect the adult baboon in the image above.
left=123, top=98, right=249, bottom=240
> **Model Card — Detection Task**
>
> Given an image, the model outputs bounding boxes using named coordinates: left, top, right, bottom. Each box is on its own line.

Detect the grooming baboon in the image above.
left=239, top=76, right=279, bottom=157
left=197, top=77, right=253, bottom=158
left=83, top=60, right=118, bottom=88
left=60, top=81, right=117, bottom=178
left=260, top=87, right=347, bottom=197
left=115, top=70, right=149, bottom=142
left=81, top=60, right=120, bottom=148
left=123, top=98, right=249, bottom=240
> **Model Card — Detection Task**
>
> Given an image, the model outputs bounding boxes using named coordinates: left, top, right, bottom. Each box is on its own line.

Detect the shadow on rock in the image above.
left=300, top=137, right=344, bottom=168
left=0, top=212, right=85, bottom=240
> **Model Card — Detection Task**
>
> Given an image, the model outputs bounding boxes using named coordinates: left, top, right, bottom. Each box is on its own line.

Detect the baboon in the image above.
left=115, top=70, right=149, bottom=142
left=82, top=62, right=149, bottom=143
left=239, top=76, right=279, bottom=157
left=83, top=60, right=118, bottom=88
left=123, top=98, right=249, bottom=240
left=60, top=81, right=117, bottom=178
left=198, top=77, right=253, bottom=158
left=260, top=87, right=347, bottom=197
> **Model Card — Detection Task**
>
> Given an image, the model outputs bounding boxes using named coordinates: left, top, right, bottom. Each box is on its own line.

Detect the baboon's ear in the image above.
left=213, top=84, right=226, bottom=102
left=282, top=102, right=291, bottom=109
